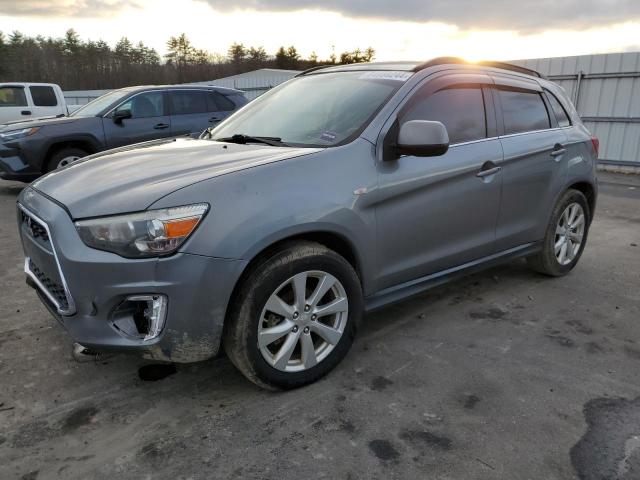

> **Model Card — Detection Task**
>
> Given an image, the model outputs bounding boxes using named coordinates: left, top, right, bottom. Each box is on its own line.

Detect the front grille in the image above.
left=29, top=259, right=69, bottom=311
left=19, top=204, right=76, bottom=315
left=21, top=210, right=50, bottom=244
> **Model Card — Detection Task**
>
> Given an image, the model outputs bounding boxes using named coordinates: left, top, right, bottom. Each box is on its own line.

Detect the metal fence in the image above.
left=513, top=52, right=640, bottom=167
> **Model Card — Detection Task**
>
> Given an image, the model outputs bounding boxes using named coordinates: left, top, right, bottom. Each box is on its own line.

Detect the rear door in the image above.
left=102, top=90, right=172, bottom=149
left=375, top=74, right=504, bottom=289
left=169, top=90, right=211, bottom=137
left=492, top=75, right=569, bottom=251
left=0, top=85, right=30, bottom=124
left=206, top=90, right=238, bottom=126
left=28, top=85, right=63, bottom=119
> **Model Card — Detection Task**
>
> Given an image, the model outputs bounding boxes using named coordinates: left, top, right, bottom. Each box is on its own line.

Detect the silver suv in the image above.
left=17, top=58, right=598, bottom=389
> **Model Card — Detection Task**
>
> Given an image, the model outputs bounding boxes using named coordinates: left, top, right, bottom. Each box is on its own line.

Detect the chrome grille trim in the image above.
left=18, top=203, right=77, bottom=316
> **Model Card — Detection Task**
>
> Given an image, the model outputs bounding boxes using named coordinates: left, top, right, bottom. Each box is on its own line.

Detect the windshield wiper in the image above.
left=214, top=134, right=290, bottom=147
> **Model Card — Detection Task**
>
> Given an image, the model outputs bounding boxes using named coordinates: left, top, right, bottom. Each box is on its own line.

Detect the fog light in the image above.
left=110, top=295, right=168, bottom=341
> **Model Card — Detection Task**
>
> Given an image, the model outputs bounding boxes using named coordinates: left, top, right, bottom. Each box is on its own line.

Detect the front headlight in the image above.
left=75, top=203, right=209, bottom=258
left=0, top=127, right=40, bottom=142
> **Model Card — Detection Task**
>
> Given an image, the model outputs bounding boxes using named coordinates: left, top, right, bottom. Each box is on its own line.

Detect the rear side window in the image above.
left=29, top=86, right=58, bottom=107
left=545, top=91, right=571, bottom=127
left=207, top=91, right=236, bottom=112
left=0, top=86, right=27, bottom=107
left=402, top=87, right=487, bottom=144
left=170, top=90, right=207, bottom=115
left=498, top=89, right=550, bottom=134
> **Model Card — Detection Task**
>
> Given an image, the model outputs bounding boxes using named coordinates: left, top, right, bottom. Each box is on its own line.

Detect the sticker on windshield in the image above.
left=358, top=71, right=413, bottom=82
left=320, top=131, right=338, bottom=142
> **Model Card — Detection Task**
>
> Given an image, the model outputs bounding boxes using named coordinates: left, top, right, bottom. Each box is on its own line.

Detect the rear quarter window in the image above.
left=545, top=90, right=571, bottom=127
left=498, top=88, right=550, bottom=135
left=30, top=86, right=58, bottom=107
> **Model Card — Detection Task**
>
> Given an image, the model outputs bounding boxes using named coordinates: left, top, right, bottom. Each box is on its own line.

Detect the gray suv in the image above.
left=17, top=58, right=598, bottom=389
left=0, top=85, right=247, bottom=181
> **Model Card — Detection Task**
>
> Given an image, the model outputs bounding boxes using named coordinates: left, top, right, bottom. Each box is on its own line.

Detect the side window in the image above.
left=498, top=89, right=550, bottom=134
left=29, top=86, right=58, bottom=107
left=0, top=86, right=28, bottom=107
left=170, top=90, right=207, bottom=115
left=402, top=86, right=487, bottom=144
left=115, top=91, right=164, bottom=118
left=207, top=91, right=236, bottom=112
left=545, top=91, right=571, bottom=127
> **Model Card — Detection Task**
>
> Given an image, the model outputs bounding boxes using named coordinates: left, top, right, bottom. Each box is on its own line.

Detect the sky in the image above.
left=1, top=0, right=640, bottom=62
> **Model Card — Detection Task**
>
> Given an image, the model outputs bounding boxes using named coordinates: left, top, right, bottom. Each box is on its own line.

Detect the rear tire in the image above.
left=224, top=241, right=362, bottom=390
left=527, top=189, right=590, bottom=276
left=47, top=147, right=88, bottom=172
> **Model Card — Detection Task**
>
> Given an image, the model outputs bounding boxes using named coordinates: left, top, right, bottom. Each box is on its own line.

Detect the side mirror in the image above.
left=396, top=120, right=449, bottom=157
left=113, top=109, right=132, bottom=124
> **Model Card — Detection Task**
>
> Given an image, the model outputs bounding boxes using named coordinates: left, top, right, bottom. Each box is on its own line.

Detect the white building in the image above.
left=188, top=68, right=301, bottom=100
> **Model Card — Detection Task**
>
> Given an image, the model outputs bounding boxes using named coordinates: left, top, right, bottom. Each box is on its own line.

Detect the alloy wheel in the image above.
left=56, top=156, right=80, bottom=169
left=258, top=270, right=349, bottom=372
left=554, top=202, right=585, bottom=265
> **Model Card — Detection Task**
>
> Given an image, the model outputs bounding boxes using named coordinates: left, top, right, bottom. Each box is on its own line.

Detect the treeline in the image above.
left=0, top=29, right=375, bottom=90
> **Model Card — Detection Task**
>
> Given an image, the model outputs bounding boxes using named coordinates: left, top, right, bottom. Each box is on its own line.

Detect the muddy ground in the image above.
left=0, top=173, right=639, bottom=480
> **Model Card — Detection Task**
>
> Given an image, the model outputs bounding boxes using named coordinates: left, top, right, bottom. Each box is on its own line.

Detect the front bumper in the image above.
left=18, top=188, right=247, bottom=363
left=0, top=142, right=41, bottom=182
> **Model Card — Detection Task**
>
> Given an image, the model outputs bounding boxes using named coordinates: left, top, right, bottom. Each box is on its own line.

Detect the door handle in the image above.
left=476, top=162, right=502, bottom=178
left=208, top=117, right=219, bottom=123
left=550, top=144, right=566, bottom=158
left=154, top=123, right=170, bottom=130
left=21, top=110, right=31, bottom=116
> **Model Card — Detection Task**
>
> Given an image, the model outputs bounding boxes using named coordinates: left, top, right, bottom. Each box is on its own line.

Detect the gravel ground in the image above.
left=0, top=173, right=639, bottom=480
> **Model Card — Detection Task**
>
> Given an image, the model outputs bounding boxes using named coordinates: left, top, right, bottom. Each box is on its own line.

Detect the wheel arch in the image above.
left=567, top=180, right=597, bottom=222
left=223, top=229, right=366, bottom=333
left=43, top=136, right=101, bottom=172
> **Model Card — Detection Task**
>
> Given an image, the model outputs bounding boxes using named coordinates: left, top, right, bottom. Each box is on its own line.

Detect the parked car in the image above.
left=17, top=58, right=598, bottom=389
left=0, top=82, right=79, bottom=125
left=0, top=85, right=247, bottom=181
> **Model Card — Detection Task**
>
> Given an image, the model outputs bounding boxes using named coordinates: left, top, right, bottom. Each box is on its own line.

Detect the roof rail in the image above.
left=296, top=65, right=333, bottom=77
left=413, top=57, right=544, bottom=78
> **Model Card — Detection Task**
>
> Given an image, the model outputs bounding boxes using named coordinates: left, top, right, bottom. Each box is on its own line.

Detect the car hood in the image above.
left=0, top=115, right=84, bottom=130
left=31, top=137, right=323, bottom=218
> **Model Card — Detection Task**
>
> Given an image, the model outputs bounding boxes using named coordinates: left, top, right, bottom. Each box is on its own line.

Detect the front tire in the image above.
left=224, top=241, right=362, bottom=390
left=47, top=147, right=88, bottom=172
left=527, top=189, right=590, bottom=276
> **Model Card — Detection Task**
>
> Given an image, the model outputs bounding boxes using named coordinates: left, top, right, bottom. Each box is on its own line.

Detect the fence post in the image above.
left=573, top=70, right=583, bottom=114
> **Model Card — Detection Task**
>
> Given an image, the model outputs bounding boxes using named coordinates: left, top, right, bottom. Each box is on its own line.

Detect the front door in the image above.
left=375, top=75, right=503, bottom=290
left=103, top=91, right=172, bottom=149
left=0, top=85, right=31, bottom=124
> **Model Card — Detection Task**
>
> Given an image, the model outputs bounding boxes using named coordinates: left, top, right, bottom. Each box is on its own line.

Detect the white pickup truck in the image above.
left=0, top=83, right=79, bottom=124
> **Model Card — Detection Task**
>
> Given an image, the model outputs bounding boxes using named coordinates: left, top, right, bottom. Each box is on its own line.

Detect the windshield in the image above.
left=70, top=89, right=132, bottom=117
left=211, top=71, right=411, bottom=147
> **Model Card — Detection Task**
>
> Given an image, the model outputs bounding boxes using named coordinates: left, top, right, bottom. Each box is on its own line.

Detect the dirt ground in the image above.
left=0, top=172, right=639, bottom=480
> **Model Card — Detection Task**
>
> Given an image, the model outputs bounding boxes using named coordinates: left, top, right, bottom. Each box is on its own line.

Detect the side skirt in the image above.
left=364, top=242, right=542, bottom=312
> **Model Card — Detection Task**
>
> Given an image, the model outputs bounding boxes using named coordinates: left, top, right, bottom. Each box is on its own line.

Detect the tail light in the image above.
left=590, top=136, right=600, bottom=158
